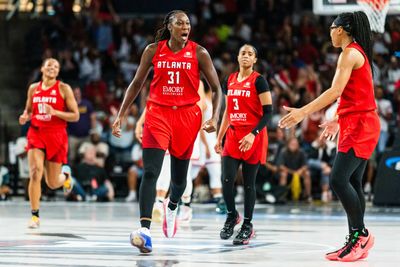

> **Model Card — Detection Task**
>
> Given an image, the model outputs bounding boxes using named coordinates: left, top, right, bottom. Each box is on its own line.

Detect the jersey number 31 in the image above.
left=168, top=71, right=180, bottom=84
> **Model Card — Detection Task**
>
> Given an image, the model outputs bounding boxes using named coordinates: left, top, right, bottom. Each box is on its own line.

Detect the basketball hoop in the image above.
left=357, top=0, right=390, bottom=33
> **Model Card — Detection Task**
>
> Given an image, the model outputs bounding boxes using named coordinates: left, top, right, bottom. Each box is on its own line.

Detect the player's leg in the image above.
left=153, top=154, right=171, bottom=222
left=179, top=161, right=194, bottom=223
left=27, top=148, right=45, bottom=228
left=232, top=161, right=259, bottom=245
left=326, top=149, right=373, bottom=261
left=163, top=155, right=190, bottom=237
left=220, top=156, right=241, bottom=240
left=130, top=148, right=165, bottom=253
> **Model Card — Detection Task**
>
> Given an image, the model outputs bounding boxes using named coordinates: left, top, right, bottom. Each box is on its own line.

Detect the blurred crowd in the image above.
left=3, top=0, right=400, bottom=205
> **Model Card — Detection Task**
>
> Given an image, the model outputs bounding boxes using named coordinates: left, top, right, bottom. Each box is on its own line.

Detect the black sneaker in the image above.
left=233, top=223, right=255, bottom=245
left=220, top=212, right=241, bottom=240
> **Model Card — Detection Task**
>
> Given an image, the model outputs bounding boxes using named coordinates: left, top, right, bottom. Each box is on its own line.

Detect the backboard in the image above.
left=313, top=0, right=400, bottom=15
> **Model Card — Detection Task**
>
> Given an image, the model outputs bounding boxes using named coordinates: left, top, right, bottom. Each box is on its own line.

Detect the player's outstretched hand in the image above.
left=278, top=106, right=306, bottom=129
left=319, top=120, right=339, bottom=141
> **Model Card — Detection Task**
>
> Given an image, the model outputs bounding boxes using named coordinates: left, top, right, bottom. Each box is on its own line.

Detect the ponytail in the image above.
left=351, top=11, right=373, bottom=73
left=155, top=10, right=186, bottom=42
left=334, top=11, right=373, bottom=73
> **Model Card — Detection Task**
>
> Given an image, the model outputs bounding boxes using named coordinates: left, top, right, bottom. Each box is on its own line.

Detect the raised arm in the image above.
left=279, top=47, right=361, bottom=129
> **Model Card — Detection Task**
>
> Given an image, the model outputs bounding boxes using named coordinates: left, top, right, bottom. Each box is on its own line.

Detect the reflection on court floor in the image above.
left=1, top=201, right=399, bottom=267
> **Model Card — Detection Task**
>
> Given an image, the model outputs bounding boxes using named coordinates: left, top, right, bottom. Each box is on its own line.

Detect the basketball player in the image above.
left=111, top=10, right=221, bottom=253
left=215, top=44, right=273, bottom=245
left=19, top=58, right=79, bottom=228
left=279, top=11, right=378, bottom=262
left=191, top=81, right=224, bottom=212
left=146, top=81, right=207, bottom=223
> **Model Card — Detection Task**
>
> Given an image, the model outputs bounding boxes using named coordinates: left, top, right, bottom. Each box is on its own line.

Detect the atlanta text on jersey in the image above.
left=157, top=61, right=192, bottom=70
left=227, top=89, right=251, bottom=97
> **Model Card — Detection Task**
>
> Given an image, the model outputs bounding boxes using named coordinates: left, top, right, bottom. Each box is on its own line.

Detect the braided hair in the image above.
left=155, top=10, right=186, bottom=42
left=334, top=11, right=373, bottom=73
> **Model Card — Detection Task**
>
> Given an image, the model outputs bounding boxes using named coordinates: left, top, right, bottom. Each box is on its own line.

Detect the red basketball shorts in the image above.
left=338, top=110, right=380, bottom=159
left=142, top=102, right=202, bottom=160
left=27, top=125, right=68, bottom=164
left=223, top=126, right=268, bottom=164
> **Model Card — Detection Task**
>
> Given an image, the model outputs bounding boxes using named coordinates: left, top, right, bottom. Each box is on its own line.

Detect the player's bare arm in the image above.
left=19, top=83, right=38, bottom=125
left=279, top=47, right=359, bottom=129
left=197, top=45, right=221, bottom=133
left=112, top=43, right=156, bottom=138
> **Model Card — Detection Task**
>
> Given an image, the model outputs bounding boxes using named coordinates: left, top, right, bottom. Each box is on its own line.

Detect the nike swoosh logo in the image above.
left=195, top=112, right=199, bottom=116
left=159, top=54, right=166, bottom=57
left=361, top=237, right=370, bottom=249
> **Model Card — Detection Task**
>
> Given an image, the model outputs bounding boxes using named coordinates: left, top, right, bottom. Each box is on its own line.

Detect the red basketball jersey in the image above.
left=337, top=42, right=377, bottom=116
left=226, top=71, right=263, bottom=127
left=31, top=80, right=67, bottom=128
left=148, top=40, right=200, bottom=107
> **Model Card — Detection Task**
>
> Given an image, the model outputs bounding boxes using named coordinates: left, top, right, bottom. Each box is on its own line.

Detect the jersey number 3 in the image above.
left=233, top=98, right=239, bottom=110
left=168, top=71, right=180, bottom=84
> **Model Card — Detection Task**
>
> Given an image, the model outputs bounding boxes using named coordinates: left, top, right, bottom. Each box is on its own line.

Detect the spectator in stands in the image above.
left=277, top=137, right=312, bottom=201
left=125, top=142, right=143, bottom=202
left=72, top=144, right=114, bottom=201
left=0, top=164, right=10, bottom=200
left=59, top=49, right=79, bottom=83
left=68, top=86, right=97, bottom=163
left=375, top=85, right=393, bottom=154
left=15, top=137, right=30, bottom=200
left=307, top=137, right=336, bottom=203
left=108, top=105, right=136, bottom=164
left=78, top=128, right=109, bottom=168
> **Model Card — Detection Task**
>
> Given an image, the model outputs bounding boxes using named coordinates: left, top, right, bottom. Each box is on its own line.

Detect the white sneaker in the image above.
left=125, top=191, right=137, bottom=202
left=265, top=193, right=276, bottom=204
left=235, top=193, right=244, bottom=203
left=364, top=182, right=372, bottom=194
left=179, top=205, right=193, bottom=223
left=28, top=215, right=40, bottom=229
left=130, top=227, right=152, bottom=253
left=162, top=199, right=178, bottom=238
left=321, top=191, right=332, bottom=203
left=152, top=201, right=164, bottom=223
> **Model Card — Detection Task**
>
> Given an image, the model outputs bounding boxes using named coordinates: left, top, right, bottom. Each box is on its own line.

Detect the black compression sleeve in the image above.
left=251, top=104, right=273, bottom=136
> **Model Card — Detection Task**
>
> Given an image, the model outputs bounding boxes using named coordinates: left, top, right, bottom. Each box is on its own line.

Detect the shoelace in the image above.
left=222, top=216, right=237, bottom=232
left=236, top=225, right=252, bottom=239
left=341, top=232, right=361, bottom=255
left=167, top=208, right=177, bottom=221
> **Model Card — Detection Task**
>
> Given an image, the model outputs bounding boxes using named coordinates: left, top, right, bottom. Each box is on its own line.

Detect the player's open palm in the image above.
left=278, top=106, right=306, bottom=129
left=239, top=133, right=255, bottom=152
left=319, top=120, right=339, bottom=141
